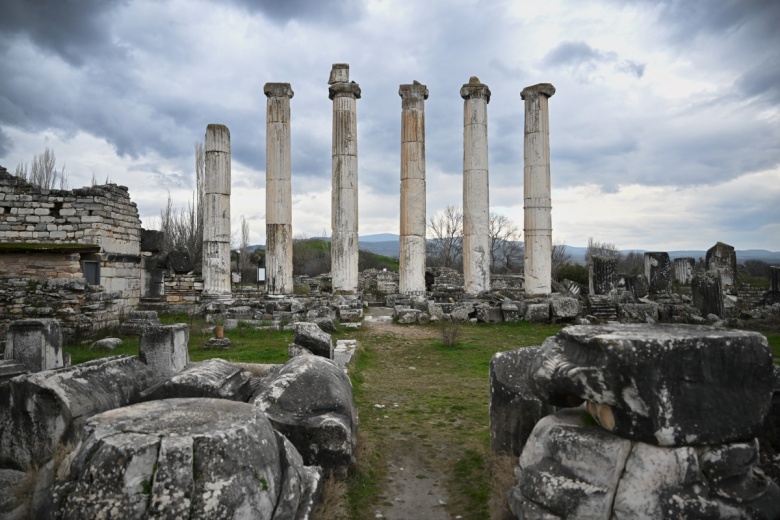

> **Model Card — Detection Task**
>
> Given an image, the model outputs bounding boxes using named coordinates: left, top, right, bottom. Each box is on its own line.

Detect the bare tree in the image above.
left=585, top=237, right=621, bottom=265
left=618, top=251, right=644, bottom=275
left=195, top=141, right=204, bottom=235
left=239, top=216, right=251, bottom=283
left=14, top=147, right=68, bottom=189
left=427, top=205, right=463, bottom=269
left=153, top=143, right=205, bottom=271
left=489, top=212, right=523, bottom=273
left=551, top=239, right=572, bottom=276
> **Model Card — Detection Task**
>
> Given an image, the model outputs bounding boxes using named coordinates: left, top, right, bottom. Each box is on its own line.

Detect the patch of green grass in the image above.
left=64, top=317, right=291, bottom=366
left=764, top=332, right=780, bottom=361
left=65, top=337, right=140, bottom=365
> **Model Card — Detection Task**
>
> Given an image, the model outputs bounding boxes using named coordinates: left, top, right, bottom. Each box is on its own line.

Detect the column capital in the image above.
left=521, top=83, right=556, bottom=101
left=329, top=81, right=361, bottom=100
left=399, top=81, right=429, bottom=100
left=460, top=76, right=491, bottom=103
left=205, top=124, right=230, bottom=153
left=264, top=82, right=294, bottom=99
left=328, top=63, right=350, bottom=84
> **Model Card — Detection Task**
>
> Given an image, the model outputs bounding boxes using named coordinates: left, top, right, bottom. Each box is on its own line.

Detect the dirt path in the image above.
left=359, top=309, right=467, bottom=520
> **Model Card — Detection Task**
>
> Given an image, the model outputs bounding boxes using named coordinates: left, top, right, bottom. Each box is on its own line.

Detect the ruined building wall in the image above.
left=0, top=167, right=142, bottom=337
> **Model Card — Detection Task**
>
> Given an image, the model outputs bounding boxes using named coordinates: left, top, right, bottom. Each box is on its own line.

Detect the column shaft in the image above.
left=264, top=83, right=294, bottom=295
left=399, top=82, right=428, bottom=295
left=329, top=64, right=361, bottom=294
left=521, top=83, right=556, bottom=296
left=202, top=124, right=232, bottom=298
left=460, top=77, right=491, bottom=295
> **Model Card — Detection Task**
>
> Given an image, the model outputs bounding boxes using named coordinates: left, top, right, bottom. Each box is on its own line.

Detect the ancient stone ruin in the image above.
left=0, top=318, right=357, bottom=518
left=492, top=324, right=780, bottom=519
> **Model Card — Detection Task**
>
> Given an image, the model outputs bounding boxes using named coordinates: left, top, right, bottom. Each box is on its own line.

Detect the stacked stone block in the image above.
left=505, top=324, right=779, bottom=518
left=0, top=167, right=142, bottom=315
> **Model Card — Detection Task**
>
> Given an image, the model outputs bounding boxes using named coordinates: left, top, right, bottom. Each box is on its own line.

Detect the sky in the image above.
left=1, top=0, right=779, bottom=251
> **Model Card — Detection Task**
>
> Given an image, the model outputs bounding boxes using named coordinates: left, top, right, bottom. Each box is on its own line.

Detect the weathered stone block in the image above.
left=490, top=347, right=552, bottom=456
left=140, top=229, right=164, bottom=253
left=6, top=318, right=63, bottom=372
left=292, top=322, right=333, bottom=359
left=119, top=310, right=160, bottom=336
left=692, top=271, right=724, bottom=318
left=645, top=252, right=672, bottom=294
left=47, top=398, right=305, bottom=519
left=509, top=409, right=632, bottom=519
left=590, top=255, right=617, bottom=295
left=530, top=324, right=774, bottom=446
left=0, top=355, right=162, bottom=470
left=139, top=324, right=189, bottom=378
left=617, top=303, right=659, bottom=323
left=706, top=241, right=737, bottom=287
left=550, top=296, right=580, bottom=320
left=524, top=302, right=550, bottom=323
left=140, top=358, right=254, bottom=402
left=450, top=302, right=475, bottom=322
left=254, top=355, right=357, bottom=477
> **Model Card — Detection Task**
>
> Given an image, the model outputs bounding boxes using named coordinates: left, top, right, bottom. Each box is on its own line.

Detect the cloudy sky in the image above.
left=1, top=0, right=779, bottom=251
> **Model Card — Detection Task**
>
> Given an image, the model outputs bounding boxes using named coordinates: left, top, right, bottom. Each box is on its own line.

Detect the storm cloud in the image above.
left=0, top=0, right=777, bottom=250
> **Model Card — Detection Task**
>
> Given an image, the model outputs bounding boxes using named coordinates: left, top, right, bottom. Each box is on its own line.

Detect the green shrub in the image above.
left=555, top=263, right=588, bottom=285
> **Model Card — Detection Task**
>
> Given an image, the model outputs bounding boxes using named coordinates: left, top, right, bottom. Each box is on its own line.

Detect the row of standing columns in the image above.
left=200, top=64, right=555, bottom=298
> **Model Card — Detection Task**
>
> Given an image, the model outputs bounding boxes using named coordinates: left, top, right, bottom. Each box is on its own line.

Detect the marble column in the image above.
left=328, top=64, right=361, bottom=294
left=264, top=82, right=294, bottom=295
left=521, top=83, right=556, bottom=296
left=202, top=124, right=232, bottom=299
left=399, top=81, right=428, bottom=295
left=460, top=76, right=491, bottom=295
left=589, top=255, right=616, bottom=295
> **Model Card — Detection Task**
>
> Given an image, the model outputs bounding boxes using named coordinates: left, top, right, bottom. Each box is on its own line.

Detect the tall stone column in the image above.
left=202, top=124, right=232, bottom=299
left=460, top=77, right=491, bottom=295
left=399, top=81, right=428, bottom=295
left=521, top=83, right=556, bottom=296
left=264, top=82, right=294, bottom=295
left=328, top=64, right=361, bottom=294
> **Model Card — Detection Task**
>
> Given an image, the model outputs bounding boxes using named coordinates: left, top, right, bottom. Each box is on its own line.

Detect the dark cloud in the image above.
left=227, top=0, right=365, bottom=23
left=0, top=0, right=128, bottom=66
left=737, top=56, right=780, bottom=104
left=543, top=41, right=645, bottom=78
left=0, top=127, right=12, bottom=158
left=638, top=0, right=780, bottom=44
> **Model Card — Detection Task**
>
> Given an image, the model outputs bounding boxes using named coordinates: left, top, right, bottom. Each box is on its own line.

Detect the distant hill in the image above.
left=254, top=235, right=780, bottom=265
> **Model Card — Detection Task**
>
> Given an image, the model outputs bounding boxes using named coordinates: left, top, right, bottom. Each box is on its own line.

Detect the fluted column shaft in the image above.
left=399, top=82, right=428, bottom=295
left=521, top=83, right=555, bottom=296
left=202, top=124, right=232, bottom=298
left=460, top=77, right=491, bottom=295
left=329, top=64, right=361, bottom=294
left=264, top=83, right=294, bottom=295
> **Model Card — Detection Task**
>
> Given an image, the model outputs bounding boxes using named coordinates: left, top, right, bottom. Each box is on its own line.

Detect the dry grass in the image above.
left=10, top=443, right=75, bottom=519
left=439, top=319, right=461, bottom=347
left=489, top=453, right=519, bottom=520
left=312, top=476, right=348, bottom=520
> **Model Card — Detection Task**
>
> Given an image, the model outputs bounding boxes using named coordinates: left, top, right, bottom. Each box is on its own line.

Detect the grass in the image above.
left=764, top=331, right=780, bottom=361
left=64, top=315, right=292, bottom=366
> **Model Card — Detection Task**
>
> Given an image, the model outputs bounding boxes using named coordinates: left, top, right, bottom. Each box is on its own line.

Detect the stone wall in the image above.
left=0, top=275, right=120, bottom=341
left=0, top=167, right=142, bottom=315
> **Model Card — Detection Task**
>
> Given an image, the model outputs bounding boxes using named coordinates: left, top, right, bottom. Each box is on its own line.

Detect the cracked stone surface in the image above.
left=45, top=398, right=313, bottom=520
